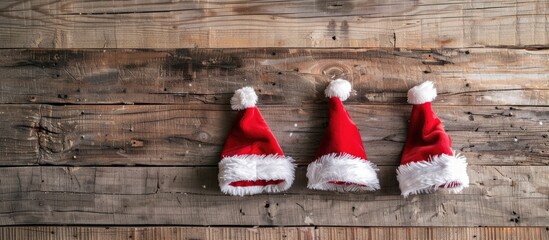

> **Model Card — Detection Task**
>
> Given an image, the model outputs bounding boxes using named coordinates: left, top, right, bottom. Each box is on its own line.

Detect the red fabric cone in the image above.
left=397, top=81, right=469, bottom=197
left=401, top=102, right=454, bottom=165
left=218, top=87, right=295, bottom=196
left=306, top=79, right=379, bottom=192
left=314, top=97, right=368, bottom=160
left=222, top=107, right=284, bottom=157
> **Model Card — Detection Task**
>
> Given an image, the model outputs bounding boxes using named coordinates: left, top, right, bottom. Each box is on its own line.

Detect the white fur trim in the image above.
left=218, top=154, right=295, bottom=196
left=307, top=153, right=380, bottom=192
left=325, top=79, right=352, bottom=101
left=231, top=86, right=258, bottom=110
left=407, top=81, right=437, bottom=104
left=397, top=152, right=469, bottom=197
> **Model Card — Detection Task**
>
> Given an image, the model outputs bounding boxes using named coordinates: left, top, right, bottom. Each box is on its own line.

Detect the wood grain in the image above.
left=0, top=227, right=547, bottom=240
left=0, top=0, right=547, bottom=49
left=316, top=227, right=549, bottom=240
left=0, top=226, right=314, bottom=240
left=0, top=49, right=547, bottom=106
left=1, top=104, right=546, bottom=166
left=0, top=166, right=548, bottom=226
left=0, top=0, right=547, bottom=232
left=0, top=105, right=40, bottom=165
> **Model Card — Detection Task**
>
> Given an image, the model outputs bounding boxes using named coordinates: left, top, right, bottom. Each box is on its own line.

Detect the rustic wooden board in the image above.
left=0, top=49, right=547, bottom=106
left=316, top=227, right=549, bottom=240
left=0, top=0, right=547, bottom=49
left=0, top=105, right=40, bottom=165
left=1, top=104, right=546, bottom=166
left=0, top=226, right=314, bottom=240
left=0, top=227, right=547, bottom=240
left=0, top=166, right=547, bottom=226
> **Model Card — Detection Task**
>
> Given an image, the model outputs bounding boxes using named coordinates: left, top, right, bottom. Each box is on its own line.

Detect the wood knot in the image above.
left=321, top=64, right=351, bottom=80
left=130, top=139, right=144, bottom=147
left=196, top=131, right=210, bottom=141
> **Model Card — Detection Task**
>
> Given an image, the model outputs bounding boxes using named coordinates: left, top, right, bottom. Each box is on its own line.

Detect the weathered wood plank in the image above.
left=0, top=226, right=547, bottom=240
left=0, top=226, right=315, bottom=240
left=37, top=104, right=549, bottom=166
left=0, top=166, right=548, bottom=226
left=0, top=0, right=547, bottom=49
left=0, top=105, right=40, bottom=165
left=316, top=227, right=549, bottom=240
left=0, top=104, right=545, bottom=166
left=0, top=49, right=547, bottom=106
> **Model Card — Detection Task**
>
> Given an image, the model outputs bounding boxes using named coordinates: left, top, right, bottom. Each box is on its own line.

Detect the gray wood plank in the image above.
left=0, top=166, right=547, bottom=226
left=0, top=0, right=546, bottom=48
left=0, top=49, right=547, bottom=106
left=0, top=226, right=547, bottom=240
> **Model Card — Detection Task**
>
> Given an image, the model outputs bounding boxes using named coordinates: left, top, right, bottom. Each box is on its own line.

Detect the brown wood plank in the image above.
left=0, top=0, right=547, bottom=49
left=0, top=105, right=40, bottom=165
left=0, top=226, right=315, bottom=240
left=0, top=166, right=548, bottom=226
left=36, top=104, right=549, bottom=166
left=0, top=104, right=546, bottom=166
left=0, top=227, right=548, bottom=240
left=316, top=227, right=549, bottom=239
left=0, top=48, right=547, bottom=106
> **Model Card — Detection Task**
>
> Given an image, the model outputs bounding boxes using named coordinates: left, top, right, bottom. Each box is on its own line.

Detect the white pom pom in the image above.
left=231, top=86, right=258, bottom=110
left=407, top=81, right=437, bottom=104
left=325, top=79, right=352, bottom=101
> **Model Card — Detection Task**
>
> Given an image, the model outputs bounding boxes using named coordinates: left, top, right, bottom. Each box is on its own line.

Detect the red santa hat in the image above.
left=218, top=87, right=295, bottom=196
left=397, top=81, right=469, bottom=197
left=306, top=79, right=380, bottom=192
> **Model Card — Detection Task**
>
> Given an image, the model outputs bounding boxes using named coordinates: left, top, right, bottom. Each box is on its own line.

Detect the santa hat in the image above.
left=397, top=81, right=469, bottom=197
left=218, top=86, right=295, bottom=196
left=306, top=79, right=380, bottom=192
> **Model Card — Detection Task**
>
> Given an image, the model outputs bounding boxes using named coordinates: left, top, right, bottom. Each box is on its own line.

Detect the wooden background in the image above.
left=0, top=0, right=548, bottom=239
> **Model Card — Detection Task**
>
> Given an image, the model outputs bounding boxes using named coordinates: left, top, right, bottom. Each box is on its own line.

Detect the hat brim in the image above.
left=307, top=153, right=380, bottom=192
left=397, top=152, right=469, bottom=197
left=218, top=154, right=295, bottom=196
